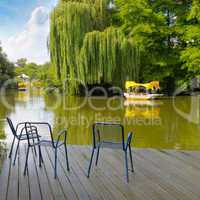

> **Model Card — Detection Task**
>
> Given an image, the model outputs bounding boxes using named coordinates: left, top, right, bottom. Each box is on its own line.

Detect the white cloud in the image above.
left=2, top=6, right=50, bottom=64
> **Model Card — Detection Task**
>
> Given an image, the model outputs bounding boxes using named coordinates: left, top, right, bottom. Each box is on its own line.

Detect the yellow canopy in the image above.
left=125, top=81, right=160, bottom=90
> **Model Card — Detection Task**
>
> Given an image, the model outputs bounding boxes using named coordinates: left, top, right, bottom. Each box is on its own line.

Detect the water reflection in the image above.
left=0, top=90, right=200, bottom=150
left=0, top=90, right=17, bottom=139
left=0, top=142, right=7, bottom=175
left=124, top=105, right=161, bottom=119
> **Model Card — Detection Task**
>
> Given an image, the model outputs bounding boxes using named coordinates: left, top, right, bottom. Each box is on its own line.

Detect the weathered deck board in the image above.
left=41, top=147, right=66, bottom=200
left=0, top=150, right=10, bottom=200
left=18, top=145, right=30, bottom=200
left=1, top=145, right=200, bottom=200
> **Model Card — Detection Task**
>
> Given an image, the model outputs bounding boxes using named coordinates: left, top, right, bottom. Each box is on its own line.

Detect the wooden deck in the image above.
left=1, top=145, right=200, bottom=200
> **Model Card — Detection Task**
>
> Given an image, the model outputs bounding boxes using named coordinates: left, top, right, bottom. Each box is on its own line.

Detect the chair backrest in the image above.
left=25, top=122, right=55, bottom=147
left=6, top=117, right=17, bottom=137
left=25, top=122, right=41, bottom=146
left=92, top=122, right=125, bottom=150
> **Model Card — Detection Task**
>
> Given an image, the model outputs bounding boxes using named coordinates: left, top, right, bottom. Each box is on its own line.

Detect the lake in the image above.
left=0, top=89, right=200, bottom=150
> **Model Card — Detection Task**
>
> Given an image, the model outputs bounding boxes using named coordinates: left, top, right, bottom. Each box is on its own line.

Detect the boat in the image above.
left=18, top=82, right=28, bottom=91
left=124, top=81, right=163, bottom=100
left=17, top=74, right=29, bottom=91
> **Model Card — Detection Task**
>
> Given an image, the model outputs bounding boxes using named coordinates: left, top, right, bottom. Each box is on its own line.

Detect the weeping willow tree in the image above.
left=50, top=0, right=140, bottom=94
left=50, top=1, right=97, bottom=93
left=79, top=27, right=140, bottom=87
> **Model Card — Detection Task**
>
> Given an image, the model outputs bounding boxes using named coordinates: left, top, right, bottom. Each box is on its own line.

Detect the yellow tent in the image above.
left=125, top=81, right=160, bottom=91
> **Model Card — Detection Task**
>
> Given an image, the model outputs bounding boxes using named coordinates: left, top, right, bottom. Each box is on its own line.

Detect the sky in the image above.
left=0, top=0, right=58, bottom=64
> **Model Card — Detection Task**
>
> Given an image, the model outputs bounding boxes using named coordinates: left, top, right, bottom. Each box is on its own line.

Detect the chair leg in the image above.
left=9, top=137, right=15, bottom=158
left=40, top=147, right=44, bottom=163
left=13, top=139, right=20, bottom=165
left=32, top=138, right=38, bottom=156
left=129, top=145, right=134, bottom=172
left=54, top=148, right=58, bottom=179
left=124, top=151, right=129, bottom=182
left=87, top=147, right=95, bottom=178
left=95, top=146, right=100, bottom=166
left=64, top=145, right=70, bottom=171
left=24, top=146, right=30, bottom=175
left=38, top=145, right=43, bottom=167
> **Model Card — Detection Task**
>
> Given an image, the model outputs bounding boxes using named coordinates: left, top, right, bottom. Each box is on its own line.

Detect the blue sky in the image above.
left=0, top=0, right=57, bottom=63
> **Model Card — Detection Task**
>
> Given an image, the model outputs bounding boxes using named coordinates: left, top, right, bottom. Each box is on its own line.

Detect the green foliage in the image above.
left=181, top=47, right=200, bottom=73
left=115, top=0, right=199, bottom=93
left=50, top=0, right=140, bottom=94
left=50, top=1, right=98, bottom=93
left=50, top=0, right=200, bottom=94
left=181, top=0, right=200, bottom=75
left=16, top=58, right=27, bottom=67
left=188, top=0, right=200, bottom=21
left=15, top=61, right=54, bottom=83
left=79, top=27, right=140, bottom=86
left=0, top=43, right=14, bottom=87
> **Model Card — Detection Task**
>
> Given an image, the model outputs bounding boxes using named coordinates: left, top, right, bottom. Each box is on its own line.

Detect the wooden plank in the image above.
left=32, top=147, right=54, bottom=200
left=86, top=147, right=156, bottom=200
left=60, top=146, right=103, bottom=200
left=89, top=147, right=176, bottom=200
left=18, top=145, right=30, bottom=200
left=57, top=146, right=91, bottom=200
left=134, top=149, right=193, bottom=199
left=71, top=146, right=127, bottom=200
left=2, top=144, right=200, bottom=200
left=46, top=147, right=78, bottom=200
left=42, top=147, right=67, bottom=200
left=0, top=150, right=11, bottom=200
left=136, top=149, right=200, bottom=200
left=27, top=147, right=42, bottom=200
left=7, top=147, right=19, bottom=200
left=68, top=145, right=112, bottom=200
left=164, top=150, right=200, bottom=170
left=151, top=149, right=200, bottom=188
left=81, top=147, right=143, bottom=200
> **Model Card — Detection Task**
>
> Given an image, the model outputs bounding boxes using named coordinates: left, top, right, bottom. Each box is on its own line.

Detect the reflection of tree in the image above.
left=123, top=97, right=200, bottom=150
left=125, top=105, right=160, bottom=119
left=0, top=142, right=7, bottom=175
left=0, top=90, right=17, bottom=139
left=44, top=96, right=126, bottom=145
left=43, top=95, right=200, bottom=150
left=0, top=142, right=7, bottom=157
left=173, top=96, right=200, bottom=125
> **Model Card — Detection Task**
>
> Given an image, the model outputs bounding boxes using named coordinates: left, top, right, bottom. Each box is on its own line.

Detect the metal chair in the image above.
left=7, top=117, right=39, bottom=165
left=24, top=122, right=70, bottom=178
left=87, top=122, right=134, bottom=182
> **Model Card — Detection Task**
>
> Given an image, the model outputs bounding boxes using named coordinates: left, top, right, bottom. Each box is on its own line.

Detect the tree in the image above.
left=181, top=0, right=200, bottom=75
left=116, top=0, right=193, bottom=93
left=0, top=42, right=14, bottom=87
left=49, top=0, right=140, bottom=94
left=15, top=61, right=54, bottom=82
left=49, top=0, right=200, bottom=94
left=16, top=58, right=27, bottom=67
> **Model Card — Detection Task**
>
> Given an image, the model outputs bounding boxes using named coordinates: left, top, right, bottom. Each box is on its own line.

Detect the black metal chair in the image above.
left=7, top=117, right=39, bottom=165
left=24, top=122, right=70, bottom=178
left=87, top=122, right=134, bottom=182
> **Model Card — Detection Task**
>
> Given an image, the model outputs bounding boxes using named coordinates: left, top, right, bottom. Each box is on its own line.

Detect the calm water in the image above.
left=0, top=89, right=200, bottom=150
